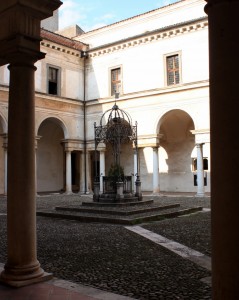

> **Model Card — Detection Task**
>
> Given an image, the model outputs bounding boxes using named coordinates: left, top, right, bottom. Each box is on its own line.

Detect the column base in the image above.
left=0, top=265, right=53, bottom=287
left=152, top=192, right=161, bottom=196
left=195, top=192, right=205, bottom=197
left=64, top=191, right=73, bottom=195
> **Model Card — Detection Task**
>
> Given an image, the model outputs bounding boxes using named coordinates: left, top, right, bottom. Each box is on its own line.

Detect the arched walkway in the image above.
left=37, top=118, right=65, bottom=193
left=158, top=109, right=195, bottom=192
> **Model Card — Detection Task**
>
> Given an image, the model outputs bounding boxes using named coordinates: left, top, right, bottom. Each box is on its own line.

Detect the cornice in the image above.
left=40, top=40, right=82, bottom=58
left=88, top=17, right=208, bottom=58
left=191, top=129, right=210, bottom=135
left=86, top=79, right=209, bottom=107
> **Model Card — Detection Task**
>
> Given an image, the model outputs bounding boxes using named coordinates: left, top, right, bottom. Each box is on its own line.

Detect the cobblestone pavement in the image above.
left=0, top=194, right=211, bottom=299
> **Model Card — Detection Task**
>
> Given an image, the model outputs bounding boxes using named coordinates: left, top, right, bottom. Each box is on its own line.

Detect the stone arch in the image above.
left=36, top=117, right=66, bottom=193
left=36, top=116, right=68, bottom=138
left=157, top=109, right=196, bottom=192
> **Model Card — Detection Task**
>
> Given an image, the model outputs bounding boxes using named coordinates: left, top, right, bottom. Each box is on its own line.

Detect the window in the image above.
left=48, top=66, right=60, bottom=95
left=166, top=54, right=180, bottom=85
left=192, top=158, right=208, bottom=171
left=111, top=67, right=121, bottom=96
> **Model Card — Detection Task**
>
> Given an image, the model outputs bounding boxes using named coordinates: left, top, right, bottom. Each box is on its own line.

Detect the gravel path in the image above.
left=0, top=194, right=212, bottom=299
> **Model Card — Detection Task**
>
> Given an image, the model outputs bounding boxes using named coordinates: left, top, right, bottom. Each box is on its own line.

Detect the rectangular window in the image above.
left=192, top=158, right=208, bottom=171
left=48, top=66, right=60, bottom=95
left=166, top=54, right=180, bottom=85
left=111, top=67, right=121, bottom=96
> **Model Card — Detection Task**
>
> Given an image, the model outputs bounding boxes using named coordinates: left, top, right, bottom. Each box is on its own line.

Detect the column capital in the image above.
left=61, top=139, right=84, bottom=152
left=137, top=133, right=163, bottom=148
left=0, top=0, right=62, bottom=66
left=196, top=143, right=205, bottom=148
left=152, top=146, right=160, bottom=150
left=205, top=0, right=239, bottom=14
left=98, top=142, right=106, bottom=152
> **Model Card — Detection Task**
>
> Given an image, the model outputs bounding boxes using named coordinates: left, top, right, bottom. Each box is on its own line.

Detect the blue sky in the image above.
left=59, top=0, right=179, bottom=32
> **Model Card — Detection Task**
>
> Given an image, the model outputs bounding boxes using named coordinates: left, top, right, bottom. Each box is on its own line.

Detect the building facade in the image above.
left=0, top=0, right=210, bottom=195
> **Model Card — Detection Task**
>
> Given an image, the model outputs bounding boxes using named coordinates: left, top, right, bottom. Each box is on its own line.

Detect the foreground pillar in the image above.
left=0, top=0, right=62, bottom=287
left=205, top=0, right=239, bottom=298
left=1, top=54, right=47, bottom=286
left=196, top=143, right=205, bottom=197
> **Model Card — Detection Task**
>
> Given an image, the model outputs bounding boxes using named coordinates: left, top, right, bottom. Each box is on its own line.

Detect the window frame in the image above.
left=109, top=65, right=122, bottom=97
left=47, top=64, right=61, bottom=96
left=164, top=51, right=182, bottom=86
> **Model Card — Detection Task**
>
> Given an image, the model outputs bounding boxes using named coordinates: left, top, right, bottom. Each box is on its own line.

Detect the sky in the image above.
left=59, top=0, right=179, bottom=32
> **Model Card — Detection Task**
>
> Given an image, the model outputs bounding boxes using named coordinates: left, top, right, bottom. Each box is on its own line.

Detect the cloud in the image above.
left=96, top=13, right=115, bottom=21
left=59, top=0, right=94, bottom=30
left=87, top=13, right=116, bottom=31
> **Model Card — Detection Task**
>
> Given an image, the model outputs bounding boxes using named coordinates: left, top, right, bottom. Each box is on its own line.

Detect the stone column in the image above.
left=35, top=136, right=41, bottom=196
left=133, top=148, right=138, bottom=193
left=205, top=0, right=239, bottom=297
left=1, top=54, right=48, bottom=287
left=153, top=147, right=160, bottom=194
left=99, top=150, right=105, bottom=193
left=0, top=1, right=62, bottom=287
left=85, top=150, right=91, bottom=193
left=134, top=148, right=138, bottom=177
left=65, top=150, right=72, bottom=194
left=79, top=151, right=85, bottom=193
left=196, top=143, right=205, bottom=197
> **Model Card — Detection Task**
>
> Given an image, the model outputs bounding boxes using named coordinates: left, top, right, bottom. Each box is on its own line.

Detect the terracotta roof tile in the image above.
left=41, top=29, right=88, bottom=51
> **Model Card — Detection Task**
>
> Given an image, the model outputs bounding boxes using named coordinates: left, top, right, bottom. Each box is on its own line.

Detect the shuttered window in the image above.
left=111, top=68, right=121, bottom=96
left=48, top=66, right=59, bottom=95
left=166, top=54, right=180, bottom=85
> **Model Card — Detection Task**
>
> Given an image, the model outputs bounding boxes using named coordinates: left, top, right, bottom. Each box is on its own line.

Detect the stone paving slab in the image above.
left=143, top=210, right=212, bottom=257
left=126, top=226, right=211, bottom=271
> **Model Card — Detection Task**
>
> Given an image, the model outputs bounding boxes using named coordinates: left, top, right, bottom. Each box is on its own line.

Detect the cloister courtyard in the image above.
left=0, top=194, right=211, bottom=299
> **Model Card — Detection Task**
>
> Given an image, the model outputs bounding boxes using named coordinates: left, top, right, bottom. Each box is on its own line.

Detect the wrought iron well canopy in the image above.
left=93, top=102, right=142, bottom=202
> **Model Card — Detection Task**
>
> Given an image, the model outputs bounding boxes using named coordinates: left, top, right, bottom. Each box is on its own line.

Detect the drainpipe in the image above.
left=81, top=50, right=88, bottom=194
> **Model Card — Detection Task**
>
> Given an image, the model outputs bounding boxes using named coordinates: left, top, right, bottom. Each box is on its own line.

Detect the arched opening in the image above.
left=37, top=118, right=65, bottom=193
left=158, top=109, right=195, bottom=192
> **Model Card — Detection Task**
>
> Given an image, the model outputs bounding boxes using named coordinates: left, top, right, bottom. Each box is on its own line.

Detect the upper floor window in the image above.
left=111, top=67, right=121, bottom=96
left=166, top=53, right=181, bottom=86
left=48, top=66, right=60, bottom=95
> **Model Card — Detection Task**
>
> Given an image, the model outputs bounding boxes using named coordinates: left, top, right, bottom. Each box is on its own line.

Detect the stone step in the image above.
left=55, top=203, right=181, bottom=216
left=82, top=199, right=154, bottom=207
left=37, top=206, right=203, bottom=225
left=98, top=196, right=139, bottom=203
